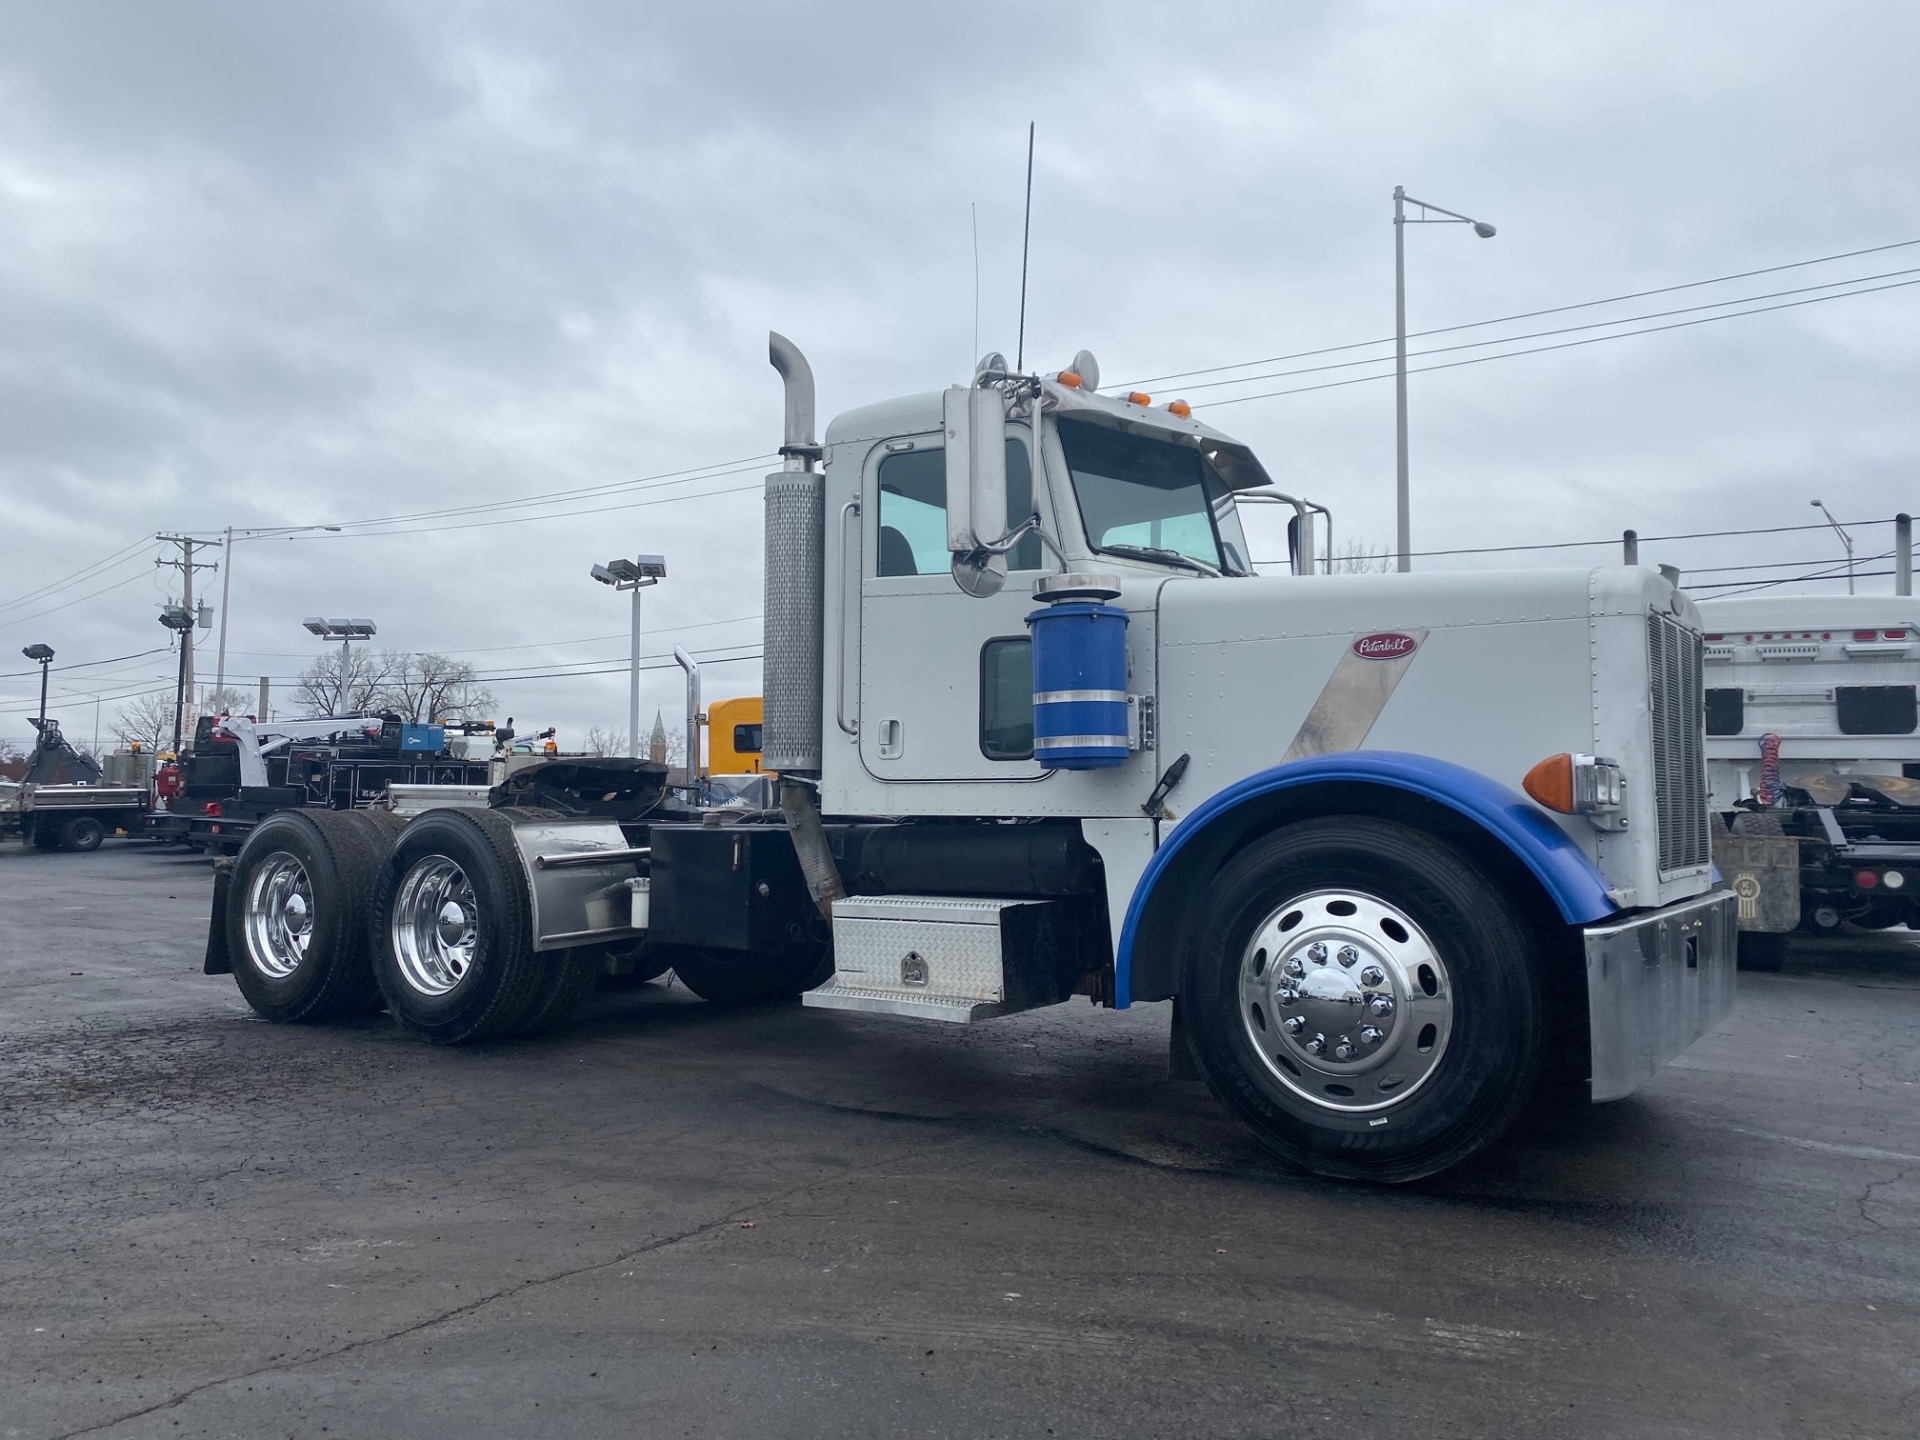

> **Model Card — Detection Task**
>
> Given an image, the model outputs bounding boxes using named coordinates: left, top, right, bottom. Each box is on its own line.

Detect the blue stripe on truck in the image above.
left=1113, top=750, right=1619, bottom=1007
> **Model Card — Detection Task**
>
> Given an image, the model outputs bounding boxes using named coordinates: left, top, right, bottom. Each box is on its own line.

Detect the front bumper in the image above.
left=1584, top=889, right=1736, bottom=1102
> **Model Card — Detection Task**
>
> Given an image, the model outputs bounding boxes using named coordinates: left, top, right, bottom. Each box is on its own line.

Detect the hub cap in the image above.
left=243, top=852, right=314, bottom=979
left=1238, top=888, right=1454, bottom=1114
left=391, top=855, right=478, bottom=997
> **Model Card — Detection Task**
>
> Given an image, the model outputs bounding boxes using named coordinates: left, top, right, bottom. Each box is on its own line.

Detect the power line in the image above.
left=1403, top=515, right=1893, bottom=561
left=0, top=568, right=157, bottom=633
left=0, top=646, right=171, bottom=681
left=1122, top=237, right=1920, bottom=389
left=0, top=534, right=155, bottom=618
left=286, top=476, right=766, bottom=541
left=1171, top=265, right=1920, bottom=396
left=1201, top=274, right=1920, bottom=409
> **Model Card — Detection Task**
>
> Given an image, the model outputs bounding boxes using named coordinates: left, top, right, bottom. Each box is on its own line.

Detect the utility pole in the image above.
left=156, top=535, right=220, bottom=715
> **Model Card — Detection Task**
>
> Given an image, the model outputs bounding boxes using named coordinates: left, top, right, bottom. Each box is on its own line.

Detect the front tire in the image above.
left=1182, top=817, right=1547, bottom=1183
left=226, top=810, right=392, bottom=1023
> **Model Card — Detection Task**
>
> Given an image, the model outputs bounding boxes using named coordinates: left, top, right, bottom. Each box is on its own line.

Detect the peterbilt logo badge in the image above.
left=1352, top=632, right=1419, bottom=660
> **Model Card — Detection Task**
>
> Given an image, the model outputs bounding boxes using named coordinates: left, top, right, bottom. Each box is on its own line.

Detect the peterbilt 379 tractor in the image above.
left=204, top=334, right=1735, bottom=1182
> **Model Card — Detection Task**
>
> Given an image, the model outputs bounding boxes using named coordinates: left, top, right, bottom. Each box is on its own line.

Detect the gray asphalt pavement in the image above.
left=3, top=841, right=1917, bottom=1439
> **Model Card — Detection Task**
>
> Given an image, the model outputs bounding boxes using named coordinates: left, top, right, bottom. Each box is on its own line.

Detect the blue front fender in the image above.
left=1113, top=750, right=1618, bottom=1007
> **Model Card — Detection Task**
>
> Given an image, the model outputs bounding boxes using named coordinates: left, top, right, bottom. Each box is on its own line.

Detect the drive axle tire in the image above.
left=226, top=810, right=394, bottom=1023
left=371, top=808, right=545, bottom=1045
left=663, top=941, right=832, bottom=1006
left=1736, top=932, right=1788, bottom=972
left=58, top=815, right=106, bottom=852
left=512, top=946, right=605, bottom=1036
left=1181, top=816, right=1547, bottom=1184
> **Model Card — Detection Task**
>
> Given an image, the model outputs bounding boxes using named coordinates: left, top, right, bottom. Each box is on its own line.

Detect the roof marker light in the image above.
left=1127, top=391, right=1151, bottom=407
left=1057, top=370, right=1083, bottom=389
left=1167, top=400, right=1192, bottom=417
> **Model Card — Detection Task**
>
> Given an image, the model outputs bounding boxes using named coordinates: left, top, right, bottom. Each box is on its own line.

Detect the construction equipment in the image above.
left=204, top=333, right=1735, bottom=1183
left=0, top=717, right=148, bottom=852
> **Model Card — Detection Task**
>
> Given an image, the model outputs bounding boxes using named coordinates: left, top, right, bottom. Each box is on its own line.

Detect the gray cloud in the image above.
left=2, top=0, right=1916, bottom=740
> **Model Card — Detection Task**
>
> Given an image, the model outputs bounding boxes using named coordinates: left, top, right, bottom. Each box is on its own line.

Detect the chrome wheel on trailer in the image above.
left=1239, top=888, right=1453, bottom=1115
left=243, top=851, right=316, bottom=979
left=390, top=855, right=479, bottom=997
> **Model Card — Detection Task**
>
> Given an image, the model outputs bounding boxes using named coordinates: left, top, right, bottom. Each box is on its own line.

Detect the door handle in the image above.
left=836, top=496, right=862, bottom=736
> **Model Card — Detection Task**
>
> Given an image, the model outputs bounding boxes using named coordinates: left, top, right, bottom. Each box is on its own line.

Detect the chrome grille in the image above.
left=1647, top=612, right=1710, bottom=872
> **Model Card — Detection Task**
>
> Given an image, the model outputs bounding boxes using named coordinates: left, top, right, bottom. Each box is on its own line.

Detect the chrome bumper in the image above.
left=1584, top=889, right=1736, bottom=1102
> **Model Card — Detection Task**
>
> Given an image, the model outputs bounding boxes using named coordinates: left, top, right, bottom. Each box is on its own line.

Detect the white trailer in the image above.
left=205, top=336, right=1734, bottom=1182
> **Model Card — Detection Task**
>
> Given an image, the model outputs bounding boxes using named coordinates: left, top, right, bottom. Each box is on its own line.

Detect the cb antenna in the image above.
left=1016, top=121, right=1034, bottom=372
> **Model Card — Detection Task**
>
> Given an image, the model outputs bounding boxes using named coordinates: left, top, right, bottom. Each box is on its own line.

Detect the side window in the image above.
left=876, top=439, right=1043, bottom=576
left=980, top=637, right=1033, bottom=760
left=1704, top=688, right=1743, bottom=736
left=733, top=723, right=762, bottom=754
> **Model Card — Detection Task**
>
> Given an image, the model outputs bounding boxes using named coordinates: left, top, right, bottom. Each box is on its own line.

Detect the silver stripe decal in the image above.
left=1032, top=688, right=1129, bottom=705
left=1281, top=628, right=1430, bottom=763
left=1035, top=733, right=1128, bottom=750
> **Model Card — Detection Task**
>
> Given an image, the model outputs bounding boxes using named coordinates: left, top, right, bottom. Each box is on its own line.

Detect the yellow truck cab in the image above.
left=707, top=696, right=764, bottom=774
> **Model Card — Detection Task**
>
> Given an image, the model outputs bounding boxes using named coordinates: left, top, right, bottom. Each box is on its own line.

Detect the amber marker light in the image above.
left=1167, top=400, right=1192, bottom=417
left=1127, top=391, right=1151, bottom=406
left=1523, top=753, right=1576, bottom=813
left=1057, top=370, right=1083, bottom=388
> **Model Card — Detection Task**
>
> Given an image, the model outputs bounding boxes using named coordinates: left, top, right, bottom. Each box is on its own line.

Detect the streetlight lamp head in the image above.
left=303, top=617, right=330, bottom=636
left=590, top=564, right=619, bottom=587
left=23, top=643, right=54, bottom=662
left=1473, top=221, right=1497, bottom=239
left=633, top=554, right=668, bottom=579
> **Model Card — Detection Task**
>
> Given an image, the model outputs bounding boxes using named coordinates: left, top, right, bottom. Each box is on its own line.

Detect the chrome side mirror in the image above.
left=943, top=385, right=1008, bottom=598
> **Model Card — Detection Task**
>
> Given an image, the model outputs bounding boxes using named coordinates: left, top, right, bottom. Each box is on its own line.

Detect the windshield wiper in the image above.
left=1099, top=543, right=1220, bottom=576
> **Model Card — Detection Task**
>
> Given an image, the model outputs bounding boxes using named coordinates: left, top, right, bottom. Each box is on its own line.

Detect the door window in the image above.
left=876, top=440, right=1042, bottom=576
left=979, top=637, right=1034, bottom=760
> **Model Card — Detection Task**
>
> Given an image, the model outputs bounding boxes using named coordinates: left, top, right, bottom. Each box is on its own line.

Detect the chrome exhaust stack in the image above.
left=763, top=332, right=826, bottom=774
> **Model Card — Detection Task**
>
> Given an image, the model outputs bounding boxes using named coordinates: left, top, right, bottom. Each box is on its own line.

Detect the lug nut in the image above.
left=1277, top=984, right=1300, bottom=1006
left=1304, top=1032, right=1326, bottom=1055
left=1337, top=945, right=1359, bottom=968
left=1359, top=1025, right=1384, bottom=1046
left=1307, top=942, right=1328, bottom=964
left=1360, top=966, right=1384, bottom=987
left=1283, top=957, right=1306, bottom=979
left=1332, top=1038, right=1355, bottom=1060
left=1283, top=1014, right=1307, bottom=1035
left=1369, top=994, right=1395, bottom=1017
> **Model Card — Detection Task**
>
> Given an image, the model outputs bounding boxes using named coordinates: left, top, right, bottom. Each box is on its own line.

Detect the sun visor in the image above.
left=1038, top=378, right=1274, bottom=491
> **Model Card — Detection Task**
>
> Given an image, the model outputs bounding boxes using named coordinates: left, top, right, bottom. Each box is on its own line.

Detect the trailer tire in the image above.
left=1180, top=816, right=1547, bottom=1184
left=661, top=942, right=832, bottom=1006
left=371, top=808, right=545, bottom=1045
left=1736, top=931, right=1788, bottom=971
left=57, top=815, right=106, bottom=852
left=226, top=810, right=391, bottom=1023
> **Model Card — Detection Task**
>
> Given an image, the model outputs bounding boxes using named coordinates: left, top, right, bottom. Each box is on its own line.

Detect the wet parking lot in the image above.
left=3, top=841, right=1917, bottom=1439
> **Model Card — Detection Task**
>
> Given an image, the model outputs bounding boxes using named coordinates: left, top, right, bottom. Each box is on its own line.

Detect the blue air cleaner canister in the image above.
left=1026, top=572, right=1128, bottom=769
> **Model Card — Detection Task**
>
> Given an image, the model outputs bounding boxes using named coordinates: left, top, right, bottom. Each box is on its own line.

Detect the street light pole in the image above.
left=1811, top=500, right=1856, bottom=594
left=22, top=644, right=54, bottom=729
left=630, top=584, right=643, bottom=759
left=215, top=523, right=340, bottom=699
left=1393, top=186, right=1497, bottom=573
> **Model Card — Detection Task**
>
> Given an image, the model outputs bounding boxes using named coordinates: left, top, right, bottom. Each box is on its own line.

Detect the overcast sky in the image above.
left=2, top=0, right=1916, bottom=748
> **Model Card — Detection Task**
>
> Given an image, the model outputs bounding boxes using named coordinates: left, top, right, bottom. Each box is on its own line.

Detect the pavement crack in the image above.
left=1855, top=1166, right=1910, bottom=1231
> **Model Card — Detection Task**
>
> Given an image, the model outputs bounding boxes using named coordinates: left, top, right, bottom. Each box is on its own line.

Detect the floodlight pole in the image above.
left=629, top=584, right=643, bottom=759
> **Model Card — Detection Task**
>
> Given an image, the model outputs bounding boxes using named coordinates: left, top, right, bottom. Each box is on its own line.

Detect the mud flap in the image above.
left=204, top=862, right=234, bottom=975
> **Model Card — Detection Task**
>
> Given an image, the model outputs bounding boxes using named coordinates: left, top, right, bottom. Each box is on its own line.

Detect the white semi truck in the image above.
left=203, top=336, right=1734, bottom=1182
left=1696, top=588, right=1920, bottom=966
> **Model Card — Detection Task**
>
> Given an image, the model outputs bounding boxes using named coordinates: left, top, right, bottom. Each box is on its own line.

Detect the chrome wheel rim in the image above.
left=1238, top=888, right=1454, bottom=1114
left=243, top=852, right=315, bottom=980
left=391, top=855, right=478, bottom=997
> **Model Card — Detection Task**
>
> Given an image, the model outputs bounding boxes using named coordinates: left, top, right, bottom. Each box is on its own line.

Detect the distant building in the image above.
left=647, top=710, right=668, bottom=764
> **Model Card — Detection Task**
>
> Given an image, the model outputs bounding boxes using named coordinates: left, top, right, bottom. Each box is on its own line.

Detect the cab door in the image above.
left=856, top=423, right=1052, bottom=783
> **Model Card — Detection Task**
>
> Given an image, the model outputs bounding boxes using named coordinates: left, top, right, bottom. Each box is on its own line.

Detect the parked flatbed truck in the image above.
left=1, top=717, right=148, bottom=852
left=204, top=335, right=1735, bottom=1182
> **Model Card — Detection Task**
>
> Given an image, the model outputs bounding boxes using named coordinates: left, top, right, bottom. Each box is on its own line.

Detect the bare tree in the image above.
left=295, top=646, right=393, bottom=716
left=583, top=726, right=628, bottom=757
left=112, top=692, right=177, bottom=750
left=0, top=737, right=26, bottom=781
left=197, top=686, right=253, bottom=718
left=1331, top=540, right=1393, bottom=574
left=377, top=652, right=496, bottom=724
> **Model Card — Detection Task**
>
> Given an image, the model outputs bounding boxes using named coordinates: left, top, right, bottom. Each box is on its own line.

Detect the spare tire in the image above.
left=371, top=808, right=546, bottom=1045
left=226, top=809, right=396, bottom=1023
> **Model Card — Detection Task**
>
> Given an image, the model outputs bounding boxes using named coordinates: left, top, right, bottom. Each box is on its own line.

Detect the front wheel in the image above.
left=59, top=815, right=106, bottom=852
left=1181, top=817, right=1547, bottom=1184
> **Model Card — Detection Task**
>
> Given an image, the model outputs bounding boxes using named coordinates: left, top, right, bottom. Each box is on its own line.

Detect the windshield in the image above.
left=1057, top=417, right=1250, bottom=576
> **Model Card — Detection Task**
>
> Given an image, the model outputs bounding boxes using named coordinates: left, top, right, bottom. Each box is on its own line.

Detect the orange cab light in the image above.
left=1056, top=370, right=1083, bottom=388
left=1167, top=400, right=1192, bottom=417
left=1522, top=753, right=1576, bottom=814
left=1127, top=391, right=1151, bottom=407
